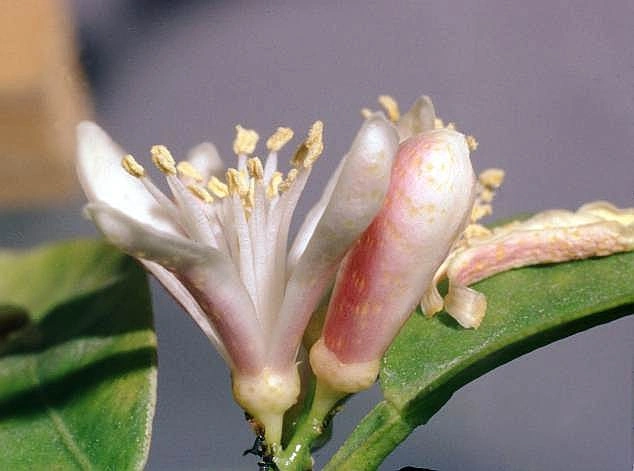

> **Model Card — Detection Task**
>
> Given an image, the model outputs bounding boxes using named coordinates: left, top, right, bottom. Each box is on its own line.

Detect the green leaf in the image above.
left=326, top=251, right=634, bottom=470
left=0, top=240, right=157, bottom=470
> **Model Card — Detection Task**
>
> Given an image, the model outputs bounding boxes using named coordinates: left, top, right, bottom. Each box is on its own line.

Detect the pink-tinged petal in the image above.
left=268, top=115, right=399, bottom=369
left=76, top=121, right=178, bottom=235
left=141, top=260, right=231, bottom=364
left=438, top=202, right=634, bottom=328
left=395, top=95, right=437, bottom=142
left=86, top=203, right=266, bottom=374
left=318, top=129, right=476, bottom=369
left=187, top=142, right=224, bottom=180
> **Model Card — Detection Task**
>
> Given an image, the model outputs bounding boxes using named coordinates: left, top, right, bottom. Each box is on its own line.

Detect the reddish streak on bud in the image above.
left=322, top=130, right=475, bottom=364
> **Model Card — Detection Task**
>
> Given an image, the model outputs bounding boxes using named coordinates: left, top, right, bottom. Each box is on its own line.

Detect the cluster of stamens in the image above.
left=120, top=121, right=325, bottom=216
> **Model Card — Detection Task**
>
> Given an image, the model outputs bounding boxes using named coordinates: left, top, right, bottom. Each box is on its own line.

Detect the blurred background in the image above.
left=1, top=1, right=632, bottom=469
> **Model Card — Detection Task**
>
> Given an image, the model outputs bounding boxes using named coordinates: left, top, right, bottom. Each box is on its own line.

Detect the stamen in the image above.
left=279, top=168, right=298, bottom=192
left=471, top=203, right=492, bottom=223
left=246, top=178, right=255, bottom=208
left=208, top=176, right=229, bottom=198
left=360, top=108, right=373, bottom=119
left=151, top=145, right=177, bottom=175
left=479, top=168, right=505, bottom=189
left=466, top=135, right=479, bottom=152
left=187, top=184, right=214, bottom=203
left=267, top=171, right=283, bottom=198
left=378, top=95, right=400, bottom=122
left=233, top=125, right=259, bottom=156
left=463, top=223, right=492, bottom=239
left=247, top=157, right=264, bottom=180
left=121, top=154, right=145, bottom=177
left=291, top=121, right=324, bottom=168
left=266, top=127, right=294, bottom=152
left=177, top=161, right=204, bottom=182
left=226, top=168, right=249, bottom=197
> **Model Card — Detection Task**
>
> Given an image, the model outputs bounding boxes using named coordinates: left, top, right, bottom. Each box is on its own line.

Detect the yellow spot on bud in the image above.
left=446, top=122, right=456, bottom=131
left=378, top=95, right=400, bottom=122
left=151, top=145, right=177, bottom=175
left=266, top=127, right=294, bottom=152
left=176, top=161, right=204, bottom=182
left=207, top=176, right=229, bottom=198
left=187, top=184, right=214, bottom=203
left=360, top=108, right=373, bottom=119
left=466, top=135, right=479, bottom=152
left=247, top=157, right=264, bottom=180
left=433, top=118, right=445, bottom=129
left=121, top=154, right=145, bottom=177
left=233, top=125, right=259, bottom=156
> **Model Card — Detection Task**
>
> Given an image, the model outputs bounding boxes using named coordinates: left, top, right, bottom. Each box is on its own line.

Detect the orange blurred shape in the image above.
left=0, top=0, right=91, bottom=208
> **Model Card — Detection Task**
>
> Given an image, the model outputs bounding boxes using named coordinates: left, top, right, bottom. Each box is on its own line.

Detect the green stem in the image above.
left=275, top=381, right=345, bottom=471
left=323, top=400, right=414, bottom=471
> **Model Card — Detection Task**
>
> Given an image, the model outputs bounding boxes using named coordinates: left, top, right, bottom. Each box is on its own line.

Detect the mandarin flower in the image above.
left=310, top=96, right=478, bottom=395
left=76, top=114, right=399, bottom=448
left=422, top=200, right=634, bottom=328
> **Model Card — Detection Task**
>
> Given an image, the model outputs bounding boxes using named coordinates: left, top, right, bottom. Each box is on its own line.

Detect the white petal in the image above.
left=396, top=95, right=437, bottom=141
left=295, top=114, right=398, bottom=273
left=268, top=115, right=399, bottom=369
left=76, top=121, right=179, bottom=235
left=141, top=260, right=231, bottom=363
left=85, top=203, right=204, bottom=270
left=187, top=142, right=224, bottom=180
left=87, top=202, right=266, bottom=373
left=287, top=157, right=344, bottom=271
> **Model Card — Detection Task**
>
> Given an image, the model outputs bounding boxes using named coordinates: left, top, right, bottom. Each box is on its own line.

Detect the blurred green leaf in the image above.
left=0, top=240, right=156, bottom=470
left=326, top=251, right=634, bottom=470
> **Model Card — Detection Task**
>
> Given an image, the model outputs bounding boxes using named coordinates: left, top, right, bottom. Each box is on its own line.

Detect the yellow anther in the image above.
left=207, top=176, right=229, bottom=198
left=378, top=95, right=400, bottom=123
left=479, top=168, right=505, bottom=189
left=176, top=161, right=204, bottom=182
left=266, top=127, right=294, bottom=152
left=187, top=184, right=214, bottom=203
left=463, top=223, right=492, bottom=240
left=266, top=171, right=283, bottom=198
left=279, top=168, right=298, bottom=192
left=360, top=108, right=373, bottom=119
left=466, top=135, right=479, bottom=152
left=292, top=120, right=324, bottom=168
left=433, top=118, right=445, bottom=129
left=233, top=125, right=259, bottom=156
left=121, top=154, right=145, bottom=177
left=226, top=168, right=249, bottom=196
left=471, top=203, right=493, bottom=223
left=151, top=145, right=177, bottom=175
left=247, top=157, right=264, bottom=180
left=479, top=188, right=495, bottom=204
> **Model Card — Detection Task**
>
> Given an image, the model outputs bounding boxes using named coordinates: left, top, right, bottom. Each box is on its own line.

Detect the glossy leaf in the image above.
left=325, top=251, right=634, bottom=470
left=0, top=240, right=156, bottom=470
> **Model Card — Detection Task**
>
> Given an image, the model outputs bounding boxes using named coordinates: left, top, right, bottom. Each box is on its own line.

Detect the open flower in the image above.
left=423, top=200, right=634, bottom=328
left=76, top=114, right=399, bottom=446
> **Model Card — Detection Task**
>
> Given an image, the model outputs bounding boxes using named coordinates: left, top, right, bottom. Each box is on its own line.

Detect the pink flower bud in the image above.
left=310, top=128, right=476, bottom=393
